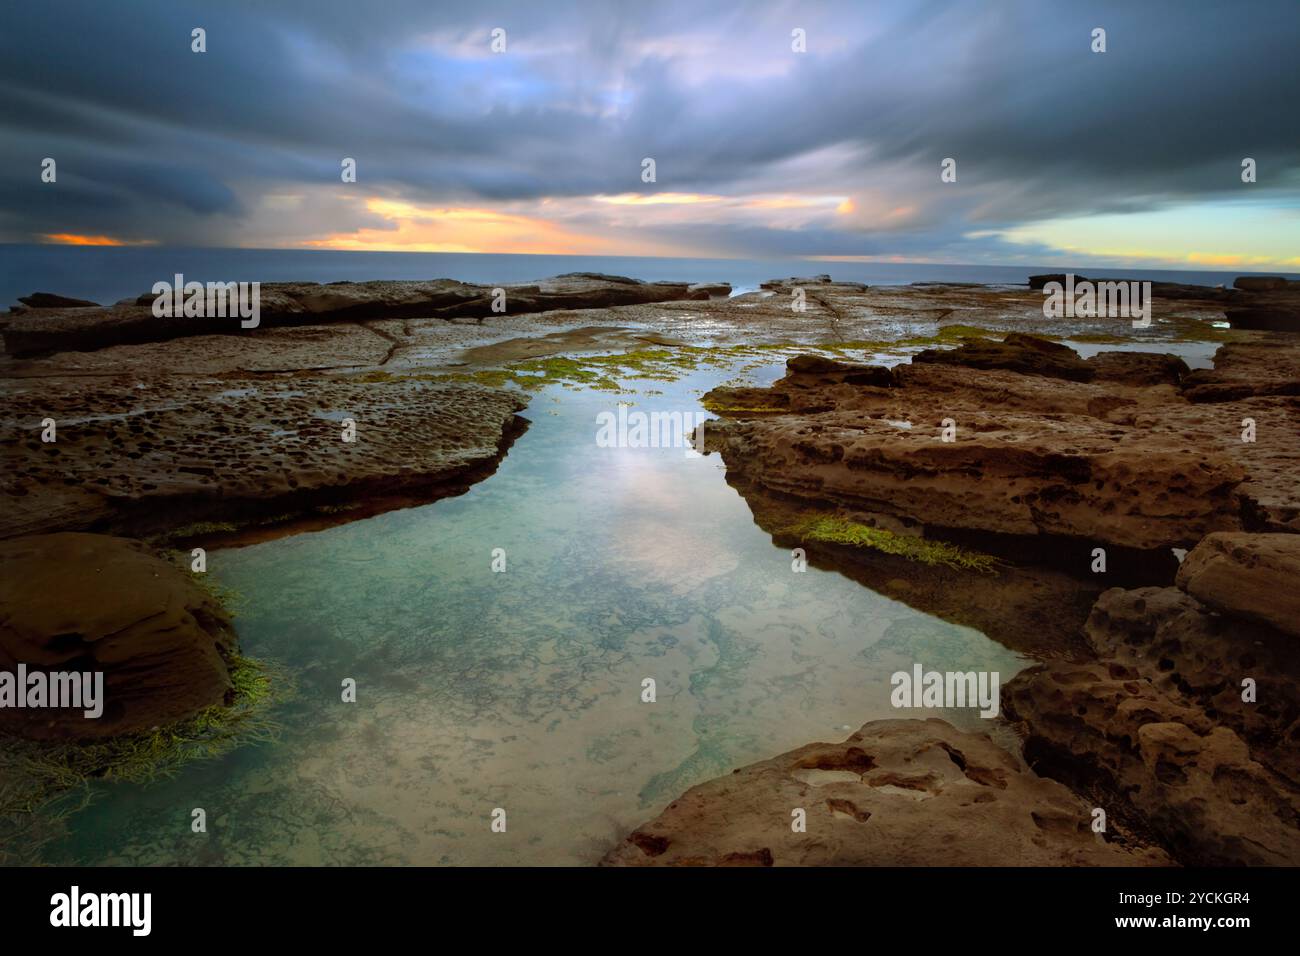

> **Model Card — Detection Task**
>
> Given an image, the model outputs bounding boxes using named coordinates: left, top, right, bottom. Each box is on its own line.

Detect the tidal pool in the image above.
left=49, top=359, right=1028, bottom=865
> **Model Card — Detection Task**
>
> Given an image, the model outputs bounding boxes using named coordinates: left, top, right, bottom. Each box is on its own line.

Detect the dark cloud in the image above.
left=1, top=0, right=1296, bottom=255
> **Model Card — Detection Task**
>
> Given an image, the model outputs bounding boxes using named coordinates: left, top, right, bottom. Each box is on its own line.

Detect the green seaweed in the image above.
left=700, top=397, right=788, bottom=414
left=787, top=515, right=1000, bottom=574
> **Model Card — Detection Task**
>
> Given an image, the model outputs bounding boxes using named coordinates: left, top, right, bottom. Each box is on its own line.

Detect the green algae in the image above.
left=700, top=397, right=789, bottom=414
left=182, top=562, right=245, bottom=616
left=164, top=519, right=241, bottom=539
left=787, top=516, right=1000, bottom=574
left=0, top=654, right=286, bottom=862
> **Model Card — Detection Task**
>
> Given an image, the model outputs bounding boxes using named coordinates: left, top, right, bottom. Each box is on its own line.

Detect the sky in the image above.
left=2, top=0, right=1298, bottom=269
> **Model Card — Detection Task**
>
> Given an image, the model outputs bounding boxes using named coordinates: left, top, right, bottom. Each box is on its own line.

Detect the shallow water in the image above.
left=46, top=360, right=1028, bottom=866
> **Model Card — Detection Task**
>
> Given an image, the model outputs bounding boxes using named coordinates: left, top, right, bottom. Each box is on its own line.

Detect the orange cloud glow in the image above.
left=304, top=198, right=610, bottom=254
left=301, top=196, right=703, bottom=255
left=42, top=233, right=155, bottom=246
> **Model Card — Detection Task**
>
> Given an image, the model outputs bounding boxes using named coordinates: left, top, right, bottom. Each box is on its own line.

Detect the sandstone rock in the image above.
left=687, top=282, right=732, bottom=298
left=760, top=275, right=869, bottom=292
left=1224, top=282, right=1300, bottom=332
left=0, top=533, right=239, bottom=740
left=1028, top=274, right=1237, bottom=302
left=1084, top=585, right=1300, bottom=782
left=784, top=353, right=895, bottom=386
left=0, top=379, right=527, bottom=539
left=1175, top=532, right=1300, bottom=637
left=702, top=365, right=1246, bottom=550
left=1182, top=342, right=1300, bottom=403
left=1226, top=306, right=1300, bottom=332
left=696, top=336, right=1300, bottom=551
left=603, top=718, right=1169, bottom=866
left=1003, top=662, right=1300, bottom=866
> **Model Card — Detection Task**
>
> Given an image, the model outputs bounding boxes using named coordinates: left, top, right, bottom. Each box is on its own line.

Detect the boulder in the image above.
left=1086, top=351, right=1189, bottom=386
left=785, top=353, right=896, bottom=386
left=1084, top=585, right=1300, bottom=782
left=0, top=533, right=239, bottom=740
left=1234, top=276, right=1290, bottom=292
left=687, top=282, right=732, bottom=298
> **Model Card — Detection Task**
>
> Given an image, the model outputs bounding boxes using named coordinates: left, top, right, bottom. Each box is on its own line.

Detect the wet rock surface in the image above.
left=0, top=533, right=239, bottom=740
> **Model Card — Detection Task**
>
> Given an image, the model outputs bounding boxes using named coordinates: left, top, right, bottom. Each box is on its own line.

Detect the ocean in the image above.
left=2, top=244, right=1296, bottom=308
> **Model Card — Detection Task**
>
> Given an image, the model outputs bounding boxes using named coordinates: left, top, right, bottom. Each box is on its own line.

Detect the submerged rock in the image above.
left=0, top=533, right=238, bottom=740
left=603, top=718, right=1170, bottom=866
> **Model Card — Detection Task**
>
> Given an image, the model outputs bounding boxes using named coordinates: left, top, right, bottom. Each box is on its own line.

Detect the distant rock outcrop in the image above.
left=2, top=274, right=705, bottom=356
left=16, top=292, right=100, bottom=309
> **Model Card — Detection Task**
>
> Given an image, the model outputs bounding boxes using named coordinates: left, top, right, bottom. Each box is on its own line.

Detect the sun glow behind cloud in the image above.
left=41, top=234, right=156, bottom=247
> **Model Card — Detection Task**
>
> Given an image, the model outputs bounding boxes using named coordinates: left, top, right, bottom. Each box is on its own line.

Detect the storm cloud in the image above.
left=1, top=0, right=1297, bottom=265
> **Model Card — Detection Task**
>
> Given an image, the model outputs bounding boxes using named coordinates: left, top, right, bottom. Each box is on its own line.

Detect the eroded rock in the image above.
left=1084, top=585, right=1299, bottom=782
left=0, top=379, right=527, bottom=539
left=603, top=718, right=1170, bottom=866
left=1003, top=662, right=1300, bottom=866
